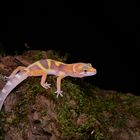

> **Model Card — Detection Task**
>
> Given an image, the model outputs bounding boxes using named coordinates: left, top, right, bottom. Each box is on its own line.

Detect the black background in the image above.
left=0, top=4, right=139, bottom=95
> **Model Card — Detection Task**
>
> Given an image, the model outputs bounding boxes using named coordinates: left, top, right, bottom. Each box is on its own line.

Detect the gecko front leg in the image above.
left=40, top=72, right=51, bottom=89
left=55, top=75, right=65, bottom=98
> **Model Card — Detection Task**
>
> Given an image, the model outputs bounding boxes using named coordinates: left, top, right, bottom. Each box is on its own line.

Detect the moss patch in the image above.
left=0, top=50, right=140, bottom=140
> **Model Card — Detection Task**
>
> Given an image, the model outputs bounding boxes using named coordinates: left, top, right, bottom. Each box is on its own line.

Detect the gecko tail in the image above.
left=0, top=72, right=28, bottom=110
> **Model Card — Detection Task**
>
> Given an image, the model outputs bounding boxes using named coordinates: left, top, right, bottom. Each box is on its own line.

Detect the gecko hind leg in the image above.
left=8, top=66, right=27, bottom=79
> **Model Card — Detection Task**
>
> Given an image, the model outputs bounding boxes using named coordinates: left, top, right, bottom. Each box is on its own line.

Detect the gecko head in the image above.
left=73, top=63, right=97, bottom=78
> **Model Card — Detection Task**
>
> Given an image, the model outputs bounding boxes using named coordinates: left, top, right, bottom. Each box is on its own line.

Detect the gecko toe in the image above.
left=3, top=76, right=10, bottom=81
left=43, top=83, right=51, bottom=89
left=55, top=91, right=63, bottom=98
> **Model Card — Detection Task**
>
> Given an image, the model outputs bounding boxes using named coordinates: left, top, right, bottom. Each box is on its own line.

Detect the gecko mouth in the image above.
left=80, top=71, right=97, bottom=76
left=85, top=71, right=97, bottom=76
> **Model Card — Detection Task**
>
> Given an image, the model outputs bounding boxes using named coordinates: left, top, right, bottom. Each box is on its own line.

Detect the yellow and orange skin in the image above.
left=9, top=59, right=97, bottom=97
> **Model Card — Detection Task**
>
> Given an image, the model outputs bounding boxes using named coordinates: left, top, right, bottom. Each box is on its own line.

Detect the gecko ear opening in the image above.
left=72, top=63, right=78, bottom=73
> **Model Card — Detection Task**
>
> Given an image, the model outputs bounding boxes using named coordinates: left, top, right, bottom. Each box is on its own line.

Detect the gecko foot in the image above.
left=55, top=90, right=63, bottom=98
left=4, top=75, right=14, bottom=80
left=3, top=76, right=10, bottom=81
left=42, top=83, right=51, bottom=89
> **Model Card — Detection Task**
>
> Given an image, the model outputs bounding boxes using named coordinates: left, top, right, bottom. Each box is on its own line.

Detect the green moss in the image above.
left=47, top=50, right=69, bottom=62
left=54, top=80, right=104, bottom=139
left=33, top=51, right=44, bottom=61
left=130, top=108, right=140, bottom=118
left=0, top=112, right=6, bottom=140
left=53, top=79, right=140, bottom=139
left=7, top=78, right=46, bottom=126
left=0, top=50, right=140, bottom=139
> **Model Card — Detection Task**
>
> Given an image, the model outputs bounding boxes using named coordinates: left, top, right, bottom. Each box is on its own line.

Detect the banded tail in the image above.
left=0, top=72, right=28, bottom=110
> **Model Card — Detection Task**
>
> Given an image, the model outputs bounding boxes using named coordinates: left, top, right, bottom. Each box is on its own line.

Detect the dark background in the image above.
left=0, top=4, right=139, bottom=95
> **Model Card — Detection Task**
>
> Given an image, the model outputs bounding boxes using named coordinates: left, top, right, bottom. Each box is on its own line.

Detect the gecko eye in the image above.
left=84, top=69, right=87, bottom=73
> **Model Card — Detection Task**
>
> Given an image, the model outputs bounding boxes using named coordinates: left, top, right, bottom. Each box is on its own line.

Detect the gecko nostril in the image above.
left=95, top=69, right=97, bottom=73
left=93, top=69, right=97, bottom=73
